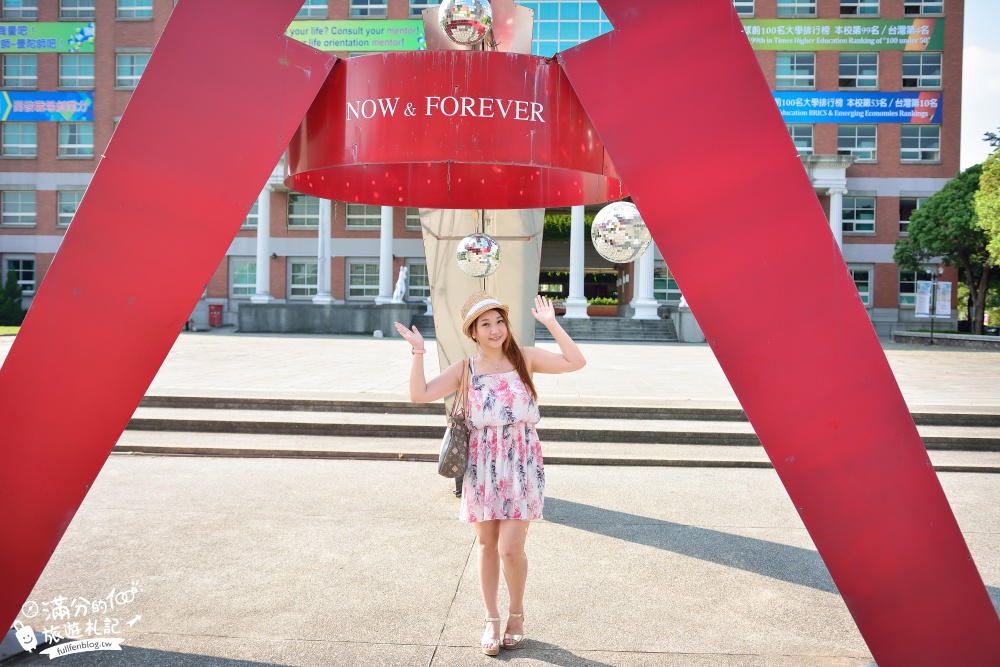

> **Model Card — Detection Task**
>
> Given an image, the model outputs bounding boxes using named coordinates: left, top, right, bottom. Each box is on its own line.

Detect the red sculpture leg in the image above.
left=0, top=0, right=334, bottom=632
left=558, top=1, right=1000, bottom=664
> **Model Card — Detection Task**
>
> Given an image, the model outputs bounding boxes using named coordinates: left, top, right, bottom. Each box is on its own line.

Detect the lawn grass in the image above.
left=0, top=326, right=19, bottom=335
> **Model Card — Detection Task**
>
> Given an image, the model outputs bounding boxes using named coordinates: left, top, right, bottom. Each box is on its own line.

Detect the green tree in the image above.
left=0, top=268, right=27, bottom=326
left=977, top=150, right=1000, bottom=266
left=985, top=128, right=1000, bottom=149
left=894, top=164, right=998, bottom=335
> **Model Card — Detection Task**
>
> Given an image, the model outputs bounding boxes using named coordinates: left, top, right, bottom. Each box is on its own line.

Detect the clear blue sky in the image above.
left=961, top=0, right=1000, bottom=168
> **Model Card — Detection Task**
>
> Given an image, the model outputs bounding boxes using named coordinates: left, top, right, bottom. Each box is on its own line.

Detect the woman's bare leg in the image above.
left=473, top=521, right=502, bottom=645
left=498, top=520, right=530, bottom=637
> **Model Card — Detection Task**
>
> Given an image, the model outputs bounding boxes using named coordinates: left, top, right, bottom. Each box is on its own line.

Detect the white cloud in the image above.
left=961, top=45, right=1000, bottom=169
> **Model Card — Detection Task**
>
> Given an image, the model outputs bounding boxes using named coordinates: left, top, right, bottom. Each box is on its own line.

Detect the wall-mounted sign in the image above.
left=0, top=22, right=94, bottom=52
left=774, top=91, right=942, bottom=124
left=0, top=91, right=94, bottom=121
left=744, top=18, right=943, bottom=51
left=286, top=20, right=425, bottom=52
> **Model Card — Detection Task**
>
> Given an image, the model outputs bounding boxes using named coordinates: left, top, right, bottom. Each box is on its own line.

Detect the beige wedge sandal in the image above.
left=481, top=617, right=501, bottom=656
left=502, top=611, right=525, bottom=650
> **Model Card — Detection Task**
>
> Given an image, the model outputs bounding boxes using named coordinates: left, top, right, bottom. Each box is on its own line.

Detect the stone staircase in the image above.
left=536, top=316, right=677, bottom=342
left=410, top=315, right=677, bottom=342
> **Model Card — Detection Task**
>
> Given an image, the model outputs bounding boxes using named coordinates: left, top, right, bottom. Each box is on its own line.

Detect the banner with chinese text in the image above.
left=0, top=22, right=94, bottom=52
left=774, top=91, right=943, bottom=124
left=0, top=91, right=94, bottom=121
left=743, top=19, right=943, bottom=51
left=286, top=20, right=425, bottom=51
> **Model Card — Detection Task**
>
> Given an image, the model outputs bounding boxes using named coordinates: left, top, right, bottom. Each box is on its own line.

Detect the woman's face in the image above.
left=474, top=309, right=508, bottom=349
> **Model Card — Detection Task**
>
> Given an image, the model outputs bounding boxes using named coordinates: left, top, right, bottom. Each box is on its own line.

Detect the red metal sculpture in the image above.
left=2, top=1, right=998, bottom=664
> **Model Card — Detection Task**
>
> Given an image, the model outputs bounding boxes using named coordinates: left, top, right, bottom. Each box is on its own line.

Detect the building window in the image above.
left=348, top=261, right=379, bottom=299
left=116, top=53, right=150, bottom=89
left=903, top=0, right=943, bottom=16
left=2, top=0, right=37, bottom=19
left=842, top=197, right=876, bottom=234
left=290, top=261, right=319, bottom=298
left=522, top=1, right=613, bottom=57
left=409, top=0, right=435, bottom=17
left=1, top=191, right=36, bottom=226
left=849, top=268, right=871, bottom=305
left=57, top=191, right=84, bottom=227
left=59, top=54, right=95, bottom=89
left=837, top=125, right=877, bottom=162
left=776, top=0, right=816, bottom=17
left=733, top=0, right=754, bottom=16
left=900, top=125, right=940, bottom=162
left=839, top=53, right=878, bottom=89
left=407, top=262, right=430, bottom=300
left=58, top=122, right=94, bottom=157
left=296, top=0, right=327, bottom=18
left=902, top=53, right=942, bottom=89
left=405, top=207, right=421, bottom=231
left=242, top=199, right=258, bottom=228
left=899, top=268, right=934, bottom=306
left=4, top=257, right=35, bottom=294
left=776, top=53, right=815, bottom=90
left=654, top=264, right=682, bottom=302
left=841, top=0, right=878, bottom=15
left=287, top=193, right=320, bottom=227
left=60, top=0, right=95, bottom=19
left=350, top=0, right=387, bottom=17
left=2, top=122, right=36, bottom=157
left=787, top=124, right=813, bottom=155
left=117, top=0, right=152, bottom=18
left=899, top=197, right=928, bottom=235
left=346, top=203, right=382, bottom=230
left=2, top=54, right=36, bottom=89
left=231, top=260, right=256, bottom=297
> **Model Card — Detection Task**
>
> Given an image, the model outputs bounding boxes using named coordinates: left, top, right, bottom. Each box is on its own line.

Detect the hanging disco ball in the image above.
left=438, top=0, right=493, bottom=46
left=456, top=233, right=501, bottom=277
left=591, top=202, right=652, bottom=264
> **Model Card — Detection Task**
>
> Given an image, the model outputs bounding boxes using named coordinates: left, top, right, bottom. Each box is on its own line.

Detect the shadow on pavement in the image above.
left=545, top=497, right=839, bottom=594
left=503, top=640, right=618, bottom=666
left=6, top=645, right=292, bottom=666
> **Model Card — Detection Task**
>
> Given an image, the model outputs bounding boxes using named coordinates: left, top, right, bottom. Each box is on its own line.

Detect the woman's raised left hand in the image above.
left=531, top=295, right=556, bottom=326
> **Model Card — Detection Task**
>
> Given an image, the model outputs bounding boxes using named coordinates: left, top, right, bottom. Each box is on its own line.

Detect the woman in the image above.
left=394, top=291, right=586, bottom=656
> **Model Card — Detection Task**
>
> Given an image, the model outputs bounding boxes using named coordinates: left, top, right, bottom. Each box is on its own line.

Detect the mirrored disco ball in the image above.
left=591, top=202, right=652, bottom=264
left=438, top=0, right=493, bottom=46
left=456, top=233, right=501, bottom=277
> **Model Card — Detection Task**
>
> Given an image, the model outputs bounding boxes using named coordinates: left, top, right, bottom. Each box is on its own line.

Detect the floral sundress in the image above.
left=459, top=359, right=544, bottom=522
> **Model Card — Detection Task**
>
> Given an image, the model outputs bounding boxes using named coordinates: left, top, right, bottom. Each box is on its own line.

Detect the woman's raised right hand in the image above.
left=393, top=321, right=425, bottom=350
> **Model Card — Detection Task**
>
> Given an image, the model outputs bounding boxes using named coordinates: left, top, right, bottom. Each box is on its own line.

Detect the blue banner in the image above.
left=0, top=91, right=93, bottom=121
left=773, top=91, right=942, bottom=124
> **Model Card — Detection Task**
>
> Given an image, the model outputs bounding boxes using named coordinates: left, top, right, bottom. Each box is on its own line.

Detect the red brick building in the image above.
left=0, top=0, right=962, bottom=336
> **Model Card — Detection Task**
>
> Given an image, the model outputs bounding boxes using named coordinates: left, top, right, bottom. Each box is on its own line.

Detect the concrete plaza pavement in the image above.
left=2, top=329, right=992, bottom=412
left=3, top=332, right=1000, bottom=665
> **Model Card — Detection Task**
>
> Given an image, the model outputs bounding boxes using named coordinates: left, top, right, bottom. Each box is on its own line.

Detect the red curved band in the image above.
left=285, top=51, right=626, bottom=209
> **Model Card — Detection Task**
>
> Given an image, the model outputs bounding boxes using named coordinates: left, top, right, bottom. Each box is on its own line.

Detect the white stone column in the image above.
left=829, top=187, right=846, bottom=251
left=250, top=187, right=272, bottom=304
left=313, top=198, right=333, bottom=304
left=630, top=243, right=659, bottom=320
left=563, top=205, right=589, bottom=318
left=374, top=206, right=395, bottom=304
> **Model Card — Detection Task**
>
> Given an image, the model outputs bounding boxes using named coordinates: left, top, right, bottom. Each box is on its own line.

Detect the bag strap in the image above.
left=451, top=358, right=470, bottom=416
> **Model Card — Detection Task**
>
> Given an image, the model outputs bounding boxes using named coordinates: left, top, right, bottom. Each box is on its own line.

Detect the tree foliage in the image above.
left=0, top=268, right=27, bottom=326
left=543, top=212, right=595, bottom=240
left=894, top=163, right=998, bottom=335
left=985, top=128, right=1000, bottom=149
left=977, top=150, right=1000, bottom=266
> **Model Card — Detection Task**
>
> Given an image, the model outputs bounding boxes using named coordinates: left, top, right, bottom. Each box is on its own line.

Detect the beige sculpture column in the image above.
left=419, top=209, right=545, bottom=384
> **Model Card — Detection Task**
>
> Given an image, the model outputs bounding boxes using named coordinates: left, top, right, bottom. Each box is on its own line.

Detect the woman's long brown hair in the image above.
left=467, top=309, right=538, bottom=401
